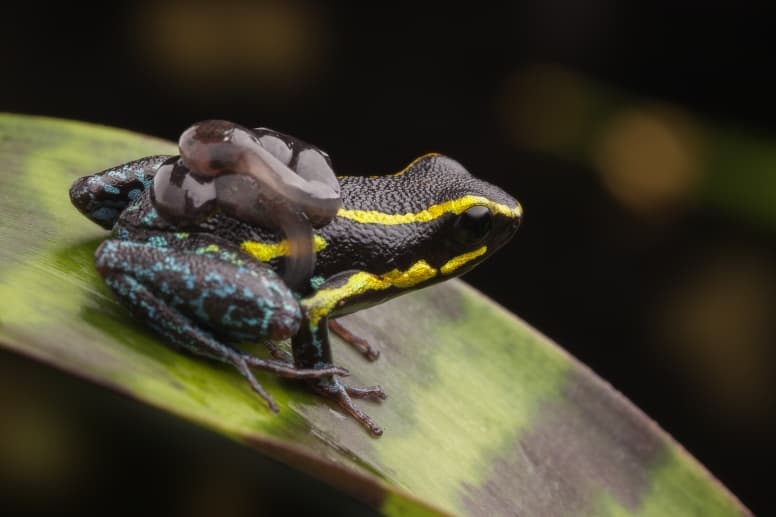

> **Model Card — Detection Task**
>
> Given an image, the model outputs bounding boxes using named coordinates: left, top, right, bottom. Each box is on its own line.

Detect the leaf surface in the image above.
left=0, top=114, right=749, bottom=516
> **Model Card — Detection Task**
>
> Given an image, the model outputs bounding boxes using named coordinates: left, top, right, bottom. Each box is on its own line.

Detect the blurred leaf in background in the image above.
left=499, top=62, right=776, bottom=472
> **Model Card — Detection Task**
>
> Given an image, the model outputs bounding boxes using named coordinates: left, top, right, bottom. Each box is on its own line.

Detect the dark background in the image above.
left=2, top=2, right=774, bottom=515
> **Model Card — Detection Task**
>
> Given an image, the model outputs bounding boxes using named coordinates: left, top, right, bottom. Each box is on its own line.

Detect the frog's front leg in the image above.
left=95, top=239, right=348, bottom=412
left=294, top=271, right=389, bottom=436
left=328, top=319, right=380, bottom=361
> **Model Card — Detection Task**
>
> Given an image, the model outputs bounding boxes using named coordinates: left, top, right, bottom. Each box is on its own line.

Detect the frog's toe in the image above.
left=232, top=355, right=279, bottom=413
left=345, top=384, right=387, bottom=401
left=328, top=319, right=380, bottom=361
left=263, top=340, right=294, bottom=363
left=312, top=378, right=384, bottom=437
left=234, top=352, right=350, bottom=413
left=241, top=354, right=349, bottom=378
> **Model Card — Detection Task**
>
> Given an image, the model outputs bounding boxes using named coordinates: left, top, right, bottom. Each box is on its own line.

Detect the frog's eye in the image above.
left=453, top=205, right=493, bottom=245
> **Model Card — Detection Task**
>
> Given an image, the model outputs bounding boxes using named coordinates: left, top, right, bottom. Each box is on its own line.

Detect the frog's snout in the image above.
left=69, top=176, right=91, bottom=213
left=492, top=199, right=522, bottom=251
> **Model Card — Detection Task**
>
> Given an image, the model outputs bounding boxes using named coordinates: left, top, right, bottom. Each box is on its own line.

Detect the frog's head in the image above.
left=333, top=153, right=521, bottom=289
left=398, top=153, right=522, bottom=280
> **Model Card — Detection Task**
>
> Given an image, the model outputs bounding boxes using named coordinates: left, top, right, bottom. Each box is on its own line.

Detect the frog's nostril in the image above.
left=69, top=177, right=90, bottom=210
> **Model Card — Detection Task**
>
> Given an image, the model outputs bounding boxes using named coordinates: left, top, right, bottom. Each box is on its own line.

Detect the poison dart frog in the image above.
left=69, top=122, right=522, bottom=436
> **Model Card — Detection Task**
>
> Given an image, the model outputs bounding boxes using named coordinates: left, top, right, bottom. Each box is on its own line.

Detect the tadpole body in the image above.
left=152, top=120, right=342, bottom=290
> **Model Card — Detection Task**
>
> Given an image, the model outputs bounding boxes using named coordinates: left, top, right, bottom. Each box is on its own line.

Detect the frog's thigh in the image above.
left=95, top=240, right=302, bottom=341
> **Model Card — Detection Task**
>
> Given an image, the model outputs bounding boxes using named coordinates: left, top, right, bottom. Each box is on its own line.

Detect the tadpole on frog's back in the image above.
left=270, top=208, right=316, bottom=291
left=177, top=120, right=341, bottom=289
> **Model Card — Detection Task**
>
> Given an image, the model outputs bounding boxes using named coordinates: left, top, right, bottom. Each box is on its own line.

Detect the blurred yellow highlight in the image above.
left=134, top=1, right=329, bottom=95
left=501, top=64, right=596, bottom=153
left=501, top=64, right=704, bottom=219
left=655, top=252, right=775, bottom=426
left=595, top=107, right=701, bottom=218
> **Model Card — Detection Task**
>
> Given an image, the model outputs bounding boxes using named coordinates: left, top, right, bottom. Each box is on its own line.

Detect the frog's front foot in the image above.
left=312, top=376, right=387, bottom=436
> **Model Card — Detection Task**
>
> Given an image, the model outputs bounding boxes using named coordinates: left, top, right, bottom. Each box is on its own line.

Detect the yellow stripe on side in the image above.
left=380, top=260, right=437, bottom=288
left=305, top=272, right=386, bottom=326
left=337, top=195, right=521, bottom=225
left=305, top=248, right=489, bottom=325
left=241, top=235, right=327, bottom=263
left=440, top=246, right=487, bottom=275
left=306, top=260, right=437, bottom=325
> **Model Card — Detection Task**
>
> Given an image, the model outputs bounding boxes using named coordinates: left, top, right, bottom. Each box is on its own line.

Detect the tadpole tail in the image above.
left=276, top=210, right=316, bottom=292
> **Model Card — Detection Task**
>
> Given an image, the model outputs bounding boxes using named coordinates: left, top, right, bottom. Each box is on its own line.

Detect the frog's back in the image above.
left=312, top=153, right=521, bottom=278
left=115, top=189, right=281, bottom=252
left=336, top=153, right=519, bottom=215
left=69, top=155, right=279, bottom=247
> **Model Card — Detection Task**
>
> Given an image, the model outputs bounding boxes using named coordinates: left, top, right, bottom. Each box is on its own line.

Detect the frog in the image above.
left=69, top=125, right=522, bottom=436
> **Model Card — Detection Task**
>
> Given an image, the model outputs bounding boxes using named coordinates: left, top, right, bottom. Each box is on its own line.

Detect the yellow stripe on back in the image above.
left=241, top=235, right=327, bottom=263
left=336, top=195, right=521, bottom=225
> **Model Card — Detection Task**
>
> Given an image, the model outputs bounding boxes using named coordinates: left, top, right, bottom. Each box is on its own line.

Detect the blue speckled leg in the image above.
left=95, top=239, right=348, bottom=411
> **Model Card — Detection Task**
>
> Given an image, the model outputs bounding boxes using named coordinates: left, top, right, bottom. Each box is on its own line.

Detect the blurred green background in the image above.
left=1, top=2, right=773, bottom=514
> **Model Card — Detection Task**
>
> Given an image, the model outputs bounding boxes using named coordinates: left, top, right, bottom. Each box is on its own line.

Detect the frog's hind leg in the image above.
left=95, top=239, right=347, bottom=412
left=106, top=271, right=282, bottom=410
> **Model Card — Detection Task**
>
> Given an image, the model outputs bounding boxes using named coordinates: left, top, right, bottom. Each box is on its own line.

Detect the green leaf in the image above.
left=0, top=113, right=750, bottom=516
